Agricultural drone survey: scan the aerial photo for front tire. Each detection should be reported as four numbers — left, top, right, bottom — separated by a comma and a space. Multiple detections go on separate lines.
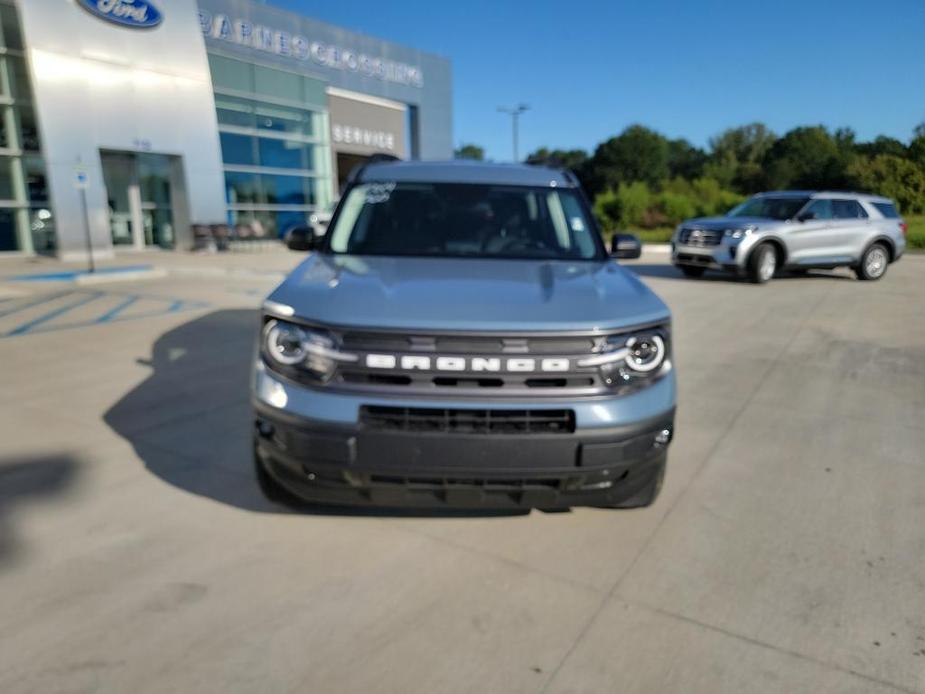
747, 243, 777, 284
254, 438, 303, 508
677, 265, 705, 278
855, 243, 889, 281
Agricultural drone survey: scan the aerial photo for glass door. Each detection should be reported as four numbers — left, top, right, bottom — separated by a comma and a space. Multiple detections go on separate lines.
138, 153, 174, 249
101, 151, 177, 249
100, 152, 138, 247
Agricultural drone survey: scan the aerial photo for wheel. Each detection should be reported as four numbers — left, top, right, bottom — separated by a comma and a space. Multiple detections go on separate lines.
855, 243, 889, 281
606, 456, 666, 509
677, 265, 705, 278
747, 243, 777, 284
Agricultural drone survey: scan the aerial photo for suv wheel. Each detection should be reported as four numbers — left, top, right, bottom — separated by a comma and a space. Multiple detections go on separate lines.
747, 243, 777, 284
855, 243, 889, 281
254, 438, 302, 508
677, 265, 705, 278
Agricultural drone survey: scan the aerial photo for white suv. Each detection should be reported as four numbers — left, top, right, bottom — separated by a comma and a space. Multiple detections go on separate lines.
671, 191, 907, 283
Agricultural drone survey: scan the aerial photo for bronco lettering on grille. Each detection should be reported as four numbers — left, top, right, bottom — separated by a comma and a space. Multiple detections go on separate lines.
365, 354, 572, 373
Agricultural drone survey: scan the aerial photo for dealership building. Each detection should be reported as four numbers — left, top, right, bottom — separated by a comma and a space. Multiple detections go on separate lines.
2, 0, 452, 259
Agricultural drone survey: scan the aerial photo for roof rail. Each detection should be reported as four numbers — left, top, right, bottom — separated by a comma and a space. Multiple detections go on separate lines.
346, 153, 401, 185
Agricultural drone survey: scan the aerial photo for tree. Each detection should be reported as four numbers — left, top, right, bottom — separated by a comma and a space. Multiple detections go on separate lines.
454, 143, 484, 161
667, 139, 707, 180
909, 122, 925, 169
856, 135, 907, 159
525, 147, 588, 172
762, 126, 855, 190
586, 125, 669, 194
849, 154, 925, 214
705, 123, 776, 193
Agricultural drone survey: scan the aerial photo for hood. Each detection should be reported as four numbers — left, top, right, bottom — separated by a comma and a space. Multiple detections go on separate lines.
683, 216, 786, 230
266, 255, 670, 332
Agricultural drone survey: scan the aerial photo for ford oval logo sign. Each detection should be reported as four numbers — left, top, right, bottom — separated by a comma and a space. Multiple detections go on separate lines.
78, 0, 163, 29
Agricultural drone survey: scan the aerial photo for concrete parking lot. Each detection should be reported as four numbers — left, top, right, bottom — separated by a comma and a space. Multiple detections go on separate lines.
1, 249, 924, 694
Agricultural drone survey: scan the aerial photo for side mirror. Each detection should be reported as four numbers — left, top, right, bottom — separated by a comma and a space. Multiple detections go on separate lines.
610, 232, 642, 259
797, 211, 817, 222
285, 225, 318, 252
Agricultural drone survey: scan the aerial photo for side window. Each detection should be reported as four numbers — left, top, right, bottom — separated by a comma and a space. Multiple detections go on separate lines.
872, 202, 899, 219
832, 199, 868, 219
804, 199, 833, 220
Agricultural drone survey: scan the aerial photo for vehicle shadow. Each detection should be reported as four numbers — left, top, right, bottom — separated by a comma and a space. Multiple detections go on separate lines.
103, 309, 526, 519
626, 264, 855, 282
0, 455, 79, 571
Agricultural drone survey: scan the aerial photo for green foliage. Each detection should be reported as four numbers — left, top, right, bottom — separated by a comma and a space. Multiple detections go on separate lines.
762, 126, 856, 190
525, 147, 588, 172
587, 125, 670, 193
905, 215, 925, 250
531, 121, 925, 235
848, 155, 925, 214
454, 143, 484, 161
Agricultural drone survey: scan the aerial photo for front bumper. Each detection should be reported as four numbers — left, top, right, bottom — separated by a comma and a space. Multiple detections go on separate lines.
252, 362, 676, 509
671, 236, 758, 273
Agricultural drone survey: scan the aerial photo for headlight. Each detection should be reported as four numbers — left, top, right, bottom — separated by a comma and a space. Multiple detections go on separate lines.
578, 327, 670, 391
724, 227, 755, 240
262, 319, 357, 382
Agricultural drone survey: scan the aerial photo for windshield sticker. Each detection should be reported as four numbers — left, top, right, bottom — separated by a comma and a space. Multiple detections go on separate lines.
365, 182, 396, 204
570, 217, 586, 232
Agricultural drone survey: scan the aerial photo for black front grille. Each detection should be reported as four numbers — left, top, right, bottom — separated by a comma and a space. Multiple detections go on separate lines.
360, 406, 576, 435
341, 332, 596, 355
678, 227, 724, 246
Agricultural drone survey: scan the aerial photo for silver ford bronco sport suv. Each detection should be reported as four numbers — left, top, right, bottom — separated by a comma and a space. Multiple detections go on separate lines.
671, 191, 907, 283
253, 160, 675, 510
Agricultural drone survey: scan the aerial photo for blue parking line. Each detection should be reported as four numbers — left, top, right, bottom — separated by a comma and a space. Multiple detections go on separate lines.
6, 292, 103, 336
0, 291, 71, 319
95, 295, 139, 323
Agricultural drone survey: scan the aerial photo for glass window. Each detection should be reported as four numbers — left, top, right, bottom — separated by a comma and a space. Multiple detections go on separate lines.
208, 54, 253, 93
225, 172, 261, 204
803, 199, 834, 220
23, 156, 47, 203
302, 77, 327, 107
216, 95, 255, 129
262, 174, 307, 205
30, 207, 55, 253
17, 106, 40, 151
138, 154, 172, 205
729, 196, 810, 220
220, 132, 256, 166
872, 202, 899, 219
6, 55, 30, 100
257, 137, 306, 169
832, 199, 868, 219
0, 4, 23, 50
0, 208, 16, 250
275, 209, 308, 238
0, 106, 9, 149
329, 182, 604, 260
255, 104, 312, 138
253, 65, 302, 101
0, 156, 15, 199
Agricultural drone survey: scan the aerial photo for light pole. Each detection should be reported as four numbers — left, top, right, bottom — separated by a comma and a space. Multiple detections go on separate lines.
497, 104, 529, 162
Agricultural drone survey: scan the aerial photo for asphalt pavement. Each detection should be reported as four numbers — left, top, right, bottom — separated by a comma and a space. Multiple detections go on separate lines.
1, 248, 923, 694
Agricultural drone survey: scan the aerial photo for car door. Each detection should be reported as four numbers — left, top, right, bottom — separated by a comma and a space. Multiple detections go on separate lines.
831, 199, 871, 260
786, 198, 836, 264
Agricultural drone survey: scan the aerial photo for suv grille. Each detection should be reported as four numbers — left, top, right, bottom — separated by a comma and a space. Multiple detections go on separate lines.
678, 227, 724, 246
360, 406, 576, 434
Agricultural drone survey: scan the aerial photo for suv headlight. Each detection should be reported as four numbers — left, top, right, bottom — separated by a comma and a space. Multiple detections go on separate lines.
262, 318, 357, 382
578, 327, 671, 391
724, 226, 755, 240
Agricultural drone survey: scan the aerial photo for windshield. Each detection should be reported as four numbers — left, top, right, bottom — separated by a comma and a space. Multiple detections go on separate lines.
327, 182, 604, 260
728, 196, 810, 220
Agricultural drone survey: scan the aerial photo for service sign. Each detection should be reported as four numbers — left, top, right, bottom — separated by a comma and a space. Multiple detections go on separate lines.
77, 0, 163, 29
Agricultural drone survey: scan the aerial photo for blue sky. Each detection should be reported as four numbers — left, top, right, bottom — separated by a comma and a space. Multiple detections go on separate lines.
269, 0, 925, 161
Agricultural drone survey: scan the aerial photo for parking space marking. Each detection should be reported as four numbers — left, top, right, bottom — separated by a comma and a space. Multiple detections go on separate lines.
0, 290, 210, 338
